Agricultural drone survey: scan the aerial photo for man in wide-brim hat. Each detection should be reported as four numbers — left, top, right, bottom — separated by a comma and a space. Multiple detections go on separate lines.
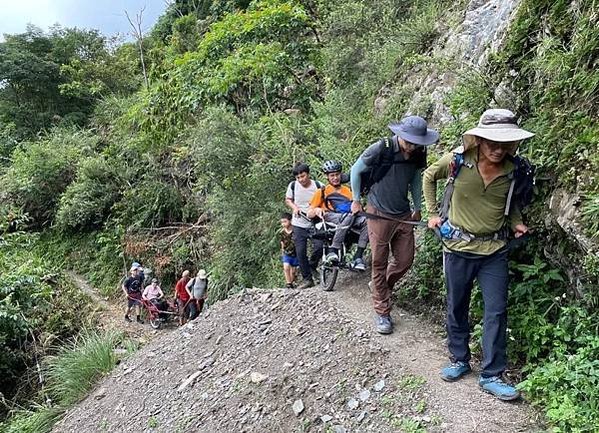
350, 115, 439, 335
423, 108, 534, 401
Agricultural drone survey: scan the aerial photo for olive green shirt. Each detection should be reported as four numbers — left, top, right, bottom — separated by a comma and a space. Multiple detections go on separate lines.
423, 147, 523, 255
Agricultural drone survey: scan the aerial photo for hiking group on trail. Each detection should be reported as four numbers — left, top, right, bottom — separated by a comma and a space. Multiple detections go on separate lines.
120, 108, 534, 402
122, 263, 209, 327
282, 109, 535, 401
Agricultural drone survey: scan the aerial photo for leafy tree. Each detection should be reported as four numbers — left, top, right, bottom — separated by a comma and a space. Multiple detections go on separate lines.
55, 156, 124, 230
0, 26, 140, 146
1, 129, 96, 226
137, 0, 321, 146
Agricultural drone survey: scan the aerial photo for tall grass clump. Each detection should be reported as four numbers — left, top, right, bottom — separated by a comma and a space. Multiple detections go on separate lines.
0, 407, 63, 433
44, 330, 121, 406
0, 330, 125, 432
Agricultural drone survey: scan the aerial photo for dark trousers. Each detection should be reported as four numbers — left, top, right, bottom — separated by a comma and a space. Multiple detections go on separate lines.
444, 249, 509, 377
292, 225, 324, 281
177, 299, 197, 320
150, 298, 168, 319
190, 299, 205, 319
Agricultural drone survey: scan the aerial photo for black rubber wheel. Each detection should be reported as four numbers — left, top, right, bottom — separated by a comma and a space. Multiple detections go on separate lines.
149, 316, 161, 330
320, 264, 338, 291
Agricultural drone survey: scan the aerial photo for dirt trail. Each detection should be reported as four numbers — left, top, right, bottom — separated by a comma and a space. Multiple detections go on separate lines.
57, 271, 544, 432
328, 272, 543, 432
66, 271, 156, 341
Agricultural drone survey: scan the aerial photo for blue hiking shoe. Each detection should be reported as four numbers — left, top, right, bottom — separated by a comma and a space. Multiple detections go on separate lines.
375, 314, 393, 334
440, 361, 471, 382
479, 376, 520, 401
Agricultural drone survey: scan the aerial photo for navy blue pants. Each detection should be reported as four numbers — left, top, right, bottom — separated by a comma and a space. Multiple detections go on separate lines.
292, 226, 323, 281
444, 249, 509, 377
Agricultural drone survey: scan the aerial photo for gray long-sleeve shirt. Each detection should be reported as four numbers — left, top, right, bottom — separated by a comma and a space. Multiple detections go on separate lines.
351, 136, 423, 215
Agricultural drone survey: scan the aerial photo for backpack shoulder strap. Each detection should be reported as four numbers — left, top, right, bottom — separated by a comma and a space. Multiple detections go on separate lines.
504, 155, 535, 216
380, 137, 394, 163
290, 181, 296, 201
320, 184, 327, 210
447, 146, 466, 183
440, 146, 469, 219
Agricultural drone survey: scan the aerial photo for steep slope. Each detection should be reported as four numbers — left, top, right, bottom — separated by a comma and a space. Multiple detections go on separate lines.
53, 274, 541, 433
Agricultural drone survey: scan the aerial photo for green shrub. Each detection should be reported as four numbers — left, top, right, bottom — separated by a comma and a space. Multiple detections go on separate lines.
519, 332, 599, 432
0, 330, 127, 433
56, 156, 123, 230
114, 176, 186, 229
1, 129, 96, 226
186, 108, 296, 297
0, 407, 63, 433
0, 230, 94, 409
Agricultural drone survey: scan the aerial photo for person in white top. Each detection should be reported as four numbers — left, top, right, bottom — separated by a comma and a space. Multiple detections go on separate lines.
142, 278, 164, 301
186, 269, 208, 319
285, 163, 324, 289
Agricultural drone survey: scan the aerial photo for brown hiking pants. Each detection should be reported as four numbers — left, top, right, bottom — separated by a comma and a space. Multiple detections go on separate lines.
367, 206, 415, 316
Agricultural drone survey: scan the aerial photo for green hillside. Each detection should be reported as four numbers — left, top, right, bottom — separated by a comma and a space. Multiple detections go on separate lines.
0, 0, 597, 431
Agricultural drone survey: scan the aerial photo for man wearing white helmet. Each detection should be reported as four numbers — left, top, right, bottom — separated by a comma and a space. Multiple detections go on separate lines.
424, 109, 534, 401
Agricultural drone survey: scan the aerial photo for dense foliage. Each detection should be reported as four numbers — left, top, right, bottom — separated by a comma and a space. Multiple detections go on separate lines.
0, 0, 597, 430
0, 231, 93, 416
0, 331, 125, 433
0, 26, 140, 152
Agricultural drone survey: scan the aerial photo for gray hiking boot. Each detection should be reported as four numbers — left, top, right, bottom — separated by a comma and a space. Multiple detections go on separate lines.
297, 279, 314, 290
375, 314, 393, 334
324, 251, 339, 264
351, 257, 366, 271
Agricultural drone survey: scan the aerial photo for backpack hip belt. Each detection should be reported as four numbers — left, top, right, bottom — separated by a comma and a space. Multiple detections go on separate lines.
440, 220, 509, 242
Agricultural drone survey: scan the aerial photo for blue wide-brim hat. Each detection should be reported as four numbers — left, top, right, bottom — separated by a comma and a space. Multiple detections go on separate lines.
388, 115, 439, 146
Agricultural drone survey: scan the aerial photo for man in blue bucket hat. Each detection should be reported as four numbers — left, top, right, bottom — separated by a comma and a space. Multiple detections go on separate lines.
351, 115, 439, 334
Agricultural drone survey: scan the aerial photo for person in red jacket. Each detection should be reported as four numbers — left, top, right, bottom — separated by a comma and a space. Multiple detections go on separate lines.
174, 270, 192, 326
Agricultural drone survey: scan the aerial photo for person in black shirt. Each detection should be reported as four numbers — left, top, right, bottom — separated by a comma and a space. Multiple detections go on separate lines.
122, 267, 144, 323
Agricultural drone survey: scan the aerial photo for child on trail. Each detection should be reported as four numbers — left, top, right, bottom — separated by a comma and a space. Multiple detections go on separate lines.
280, 212, 299, 288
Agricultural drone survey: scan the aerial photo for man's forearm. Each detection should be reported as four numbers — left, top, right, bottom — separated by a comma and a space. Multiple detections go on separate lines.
410, 170, 423, 211
285, 198, 297, 211
350, 158, 368, 202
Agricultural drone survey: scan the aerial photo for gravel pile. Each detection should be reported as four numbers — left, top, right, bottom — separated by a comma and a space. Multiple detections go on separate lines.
53, 287, 440, 433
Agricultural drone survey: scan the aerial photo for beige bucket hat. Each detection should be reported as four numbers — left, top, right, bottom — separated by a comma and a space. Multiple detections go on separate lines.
198, 269, 207, 279
463, 109, 535, 151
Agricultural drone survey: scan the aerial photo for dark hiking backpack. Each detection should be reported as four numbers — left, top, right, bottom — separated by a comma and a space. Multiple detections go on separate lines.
360, 137, 427, 194
508, 154, 536, 213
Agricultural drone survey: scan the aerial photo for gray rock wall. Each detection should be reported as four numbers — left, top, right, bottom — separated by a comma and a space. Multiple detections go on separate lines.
404, 0, 523, 125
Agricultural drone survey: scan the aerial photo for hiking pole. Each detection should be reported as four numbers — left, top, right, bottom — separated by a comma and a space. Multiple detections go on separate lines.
358, 210, 428, 227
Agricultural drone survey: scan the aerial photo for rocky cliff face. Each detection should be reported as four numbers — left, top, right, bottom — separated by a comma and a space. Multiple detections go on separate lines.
387, 0, 599, 276
404, 0, 523, 125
